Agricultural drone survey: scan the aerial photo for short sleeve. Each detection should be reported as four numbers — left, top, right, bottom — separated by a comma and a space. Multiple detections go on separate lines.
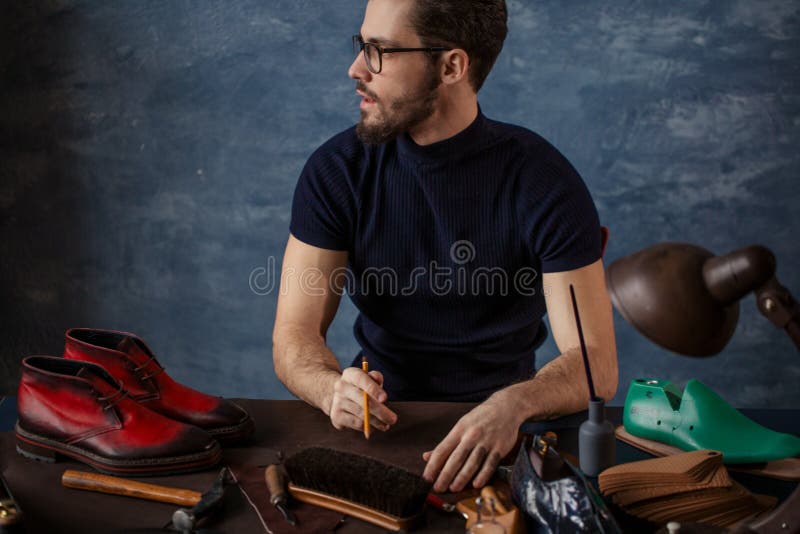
289, 145, 354, 251
517, 142, 602, 273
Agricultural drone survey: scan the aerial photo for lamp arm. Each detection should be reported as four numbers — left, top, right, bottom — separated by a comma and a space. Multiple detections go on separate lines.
755, 276, 800, 351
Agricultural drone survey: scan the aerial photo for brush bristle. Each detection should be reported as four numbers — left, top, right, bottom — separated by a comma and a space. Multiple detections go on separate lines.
284, 447, 432, 519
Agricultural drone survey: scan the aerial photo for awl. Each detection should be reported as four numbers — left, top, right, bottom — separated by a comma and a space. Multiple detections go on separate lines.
265, 464, 298, 526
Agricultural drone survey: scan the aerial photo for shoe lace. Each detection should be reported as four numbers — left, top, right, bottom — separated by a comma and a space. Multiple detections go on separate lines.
98, 387, 129, 410
133, 356, 165, 380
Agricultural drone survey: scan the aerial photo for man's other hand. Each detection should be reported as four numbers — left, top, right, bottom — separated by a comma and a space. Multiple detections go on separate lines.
329, 367, 398, 433
422, 394, 521, 492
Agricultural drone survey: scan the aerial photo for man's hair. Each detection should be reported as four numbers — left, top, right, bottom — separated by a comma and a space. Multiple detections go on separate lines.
408, 0, 508, 92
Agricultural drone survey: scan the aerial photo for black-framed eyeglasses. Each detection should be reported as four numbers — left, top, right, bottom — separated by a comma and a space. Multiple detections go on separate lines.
352, 34, 452, 74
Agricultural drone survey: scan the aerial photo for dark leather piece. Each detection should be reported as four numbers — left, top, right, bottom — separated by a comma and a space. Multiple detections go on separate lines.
64, 328, 254, 442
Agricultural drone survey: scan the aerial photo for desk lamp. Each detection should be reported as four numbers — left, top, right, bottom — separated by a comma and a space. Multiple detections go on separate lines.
606, 242, 799, 532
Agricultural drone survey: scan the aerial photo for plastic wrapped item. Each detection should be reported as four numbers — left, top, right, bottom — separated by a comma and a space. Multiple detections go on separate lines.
509, 434, 620, 534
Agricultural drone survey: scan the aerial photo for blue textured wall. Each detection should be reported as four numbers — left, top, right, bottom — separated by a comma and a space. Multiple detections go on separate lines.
1, 1, 798, 407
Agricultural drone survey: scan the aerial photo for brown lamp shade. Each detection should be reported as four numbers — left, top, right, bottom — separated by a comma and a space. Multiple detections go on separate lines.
606, 242, 740, 356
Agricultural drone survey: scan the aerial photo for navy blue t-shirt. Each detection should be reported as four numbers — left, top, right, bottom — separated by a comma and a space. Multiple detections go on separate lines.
289, 108, 601, 401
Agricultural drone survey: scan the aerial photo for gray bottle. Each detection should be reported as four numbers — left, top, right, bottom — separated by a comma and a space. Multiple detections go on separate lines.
579, 397, 616, 476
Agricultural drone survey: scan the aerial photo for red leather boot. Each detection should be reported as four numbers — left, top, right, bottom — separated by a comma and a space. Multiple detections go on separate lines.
16, 356, 222, 476
64, 328, 254, 443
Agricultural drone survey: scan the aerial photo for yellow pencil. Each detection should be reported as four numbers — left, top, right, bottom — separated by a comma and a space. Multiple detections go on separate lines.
361, 356, 370, 439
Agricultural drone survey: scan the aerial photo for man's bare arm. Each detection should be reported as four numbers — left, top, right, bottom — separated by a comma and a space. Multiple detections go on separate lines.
422, 258, 618, 491
494, 257, 619, 420
272, 234, 397, 431
272, 234, 347, 414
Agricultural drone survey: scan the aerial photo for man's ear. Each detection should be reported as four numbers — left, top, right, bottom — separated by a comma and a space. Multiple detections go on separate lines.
439, 49, 470, 86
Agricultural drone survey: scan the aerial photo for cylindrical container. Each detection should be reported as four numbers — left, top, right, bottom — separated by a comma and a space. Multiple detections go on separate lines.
579, 398, 616, 476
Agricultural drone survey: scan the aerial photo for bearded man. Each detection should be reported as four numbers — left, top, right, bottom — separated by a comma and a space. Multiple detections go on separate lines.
273, 0, 618, 493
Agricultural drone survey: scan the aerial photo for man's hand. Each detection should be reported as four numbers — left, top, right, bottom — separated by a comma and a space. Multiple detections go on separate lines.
329, 367, 398, 434
422, 393, 522, 492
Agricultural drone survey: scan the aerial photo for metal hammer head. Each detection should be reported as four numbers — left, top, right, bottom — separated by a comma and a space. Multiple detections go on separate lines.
171, 467, 232, 533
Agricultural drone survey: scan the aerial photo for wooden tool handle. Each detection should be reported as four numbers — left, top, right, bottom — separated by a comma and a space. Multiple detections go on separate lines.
480, 486, 509, 514
265, 464, 287, 505
61, 470, 202, 507
288, 483, 421, 532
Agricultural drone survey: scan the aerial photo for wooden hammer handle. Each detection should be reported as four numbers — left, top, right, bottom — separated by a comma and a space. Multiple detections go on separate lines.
61, 470, 202, 507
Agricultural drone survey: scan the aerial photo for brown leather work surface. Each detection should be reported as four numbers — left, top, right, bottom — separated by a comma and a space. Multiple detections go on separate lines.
0, 399, 490, 533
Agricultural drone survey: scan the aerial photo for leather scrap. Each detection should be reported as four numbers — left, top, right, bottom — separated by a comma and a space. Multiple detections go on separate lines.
615, 425, 800, 481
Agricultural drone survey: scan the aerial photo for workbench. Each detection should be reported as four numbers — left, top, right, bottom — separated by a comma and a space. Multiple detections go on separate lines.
0, 397, 796, 533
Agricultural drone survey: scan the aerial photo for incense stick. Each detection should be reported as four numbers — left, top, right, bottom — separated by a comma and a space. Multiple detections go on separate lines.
570, 284, 598, 401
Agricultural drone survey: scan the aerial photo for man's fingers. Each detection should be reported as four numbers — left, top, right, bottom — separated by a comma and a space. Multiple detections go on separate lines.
449, 445, 488, 492
422, 451, 431, 462
472, 450, 503, 489
346, 388, 397, 425
337, 396, 395, 428
432, 443, 472, 493
371, 414, 391, 431
331, 406, 391, 433
329, 404, 363, 432
329, 368, 397, 434
423, 433, 460, 485
343, 412, 363, 431
368, 396, 397, 425
340, 381, 397, 425
342, 367, 387, 403
331, 398, 373, 432
368, 370, 384, 386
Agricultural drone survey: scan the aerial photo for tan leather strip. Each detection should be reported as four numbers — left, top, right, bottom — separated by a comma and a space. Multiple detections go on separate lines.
615, 425, 800, 481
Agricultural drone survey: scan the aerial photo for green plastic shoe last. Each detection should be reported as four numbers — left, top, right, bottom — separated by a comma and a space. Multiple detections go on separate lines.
623, 378, 800, 463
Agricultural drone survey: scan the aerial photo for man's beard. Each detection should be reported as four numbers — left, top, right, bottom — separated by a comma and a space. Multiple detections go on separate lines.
356, 66, 441, 145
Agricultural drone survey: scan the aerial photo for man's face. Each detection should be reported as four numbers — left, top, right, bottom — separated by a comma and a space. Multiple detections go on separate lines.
349, 0, 442, 144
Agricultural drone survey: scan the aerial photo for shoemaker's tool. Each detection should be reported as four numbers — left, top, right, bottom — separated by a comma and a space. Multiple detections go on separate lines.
426, 493, 468, 519
571, 284, 615, 476
171, 468, 230, 534
265, 464, 297, 526
528, 432, 565, 482
362, 355, 370, 439
454, 487, 522, 534
62, 467, 231, 533
623, 378, 800, 464
453, 486, 510, 519
1, 472, 24, 534
480, 486, 508, 514
284, 447, 431, 531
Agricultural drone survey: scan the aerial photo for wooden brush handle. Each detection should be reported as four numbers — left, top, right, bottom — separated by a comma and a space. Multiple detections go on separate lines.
61, 470, 202, 507
288, 483, 420, 532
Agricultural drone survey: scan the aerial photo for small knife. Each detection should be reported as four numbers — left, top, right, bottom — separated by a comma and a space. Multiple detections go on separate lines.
265, 464, 298, 526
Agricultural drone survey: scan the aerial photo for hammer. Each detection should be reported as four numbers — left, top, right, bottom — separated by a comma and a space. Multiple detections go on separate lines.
62, 467, 231, 533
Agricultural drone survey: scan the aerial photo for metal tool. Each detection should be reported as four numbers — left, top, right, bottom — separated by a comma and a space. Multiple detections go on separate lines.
426, 493, 468, 519
1, 472, 24, 534
171, 468, 231, 533
62, 467, 231, 533
265, 464, 297, 526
